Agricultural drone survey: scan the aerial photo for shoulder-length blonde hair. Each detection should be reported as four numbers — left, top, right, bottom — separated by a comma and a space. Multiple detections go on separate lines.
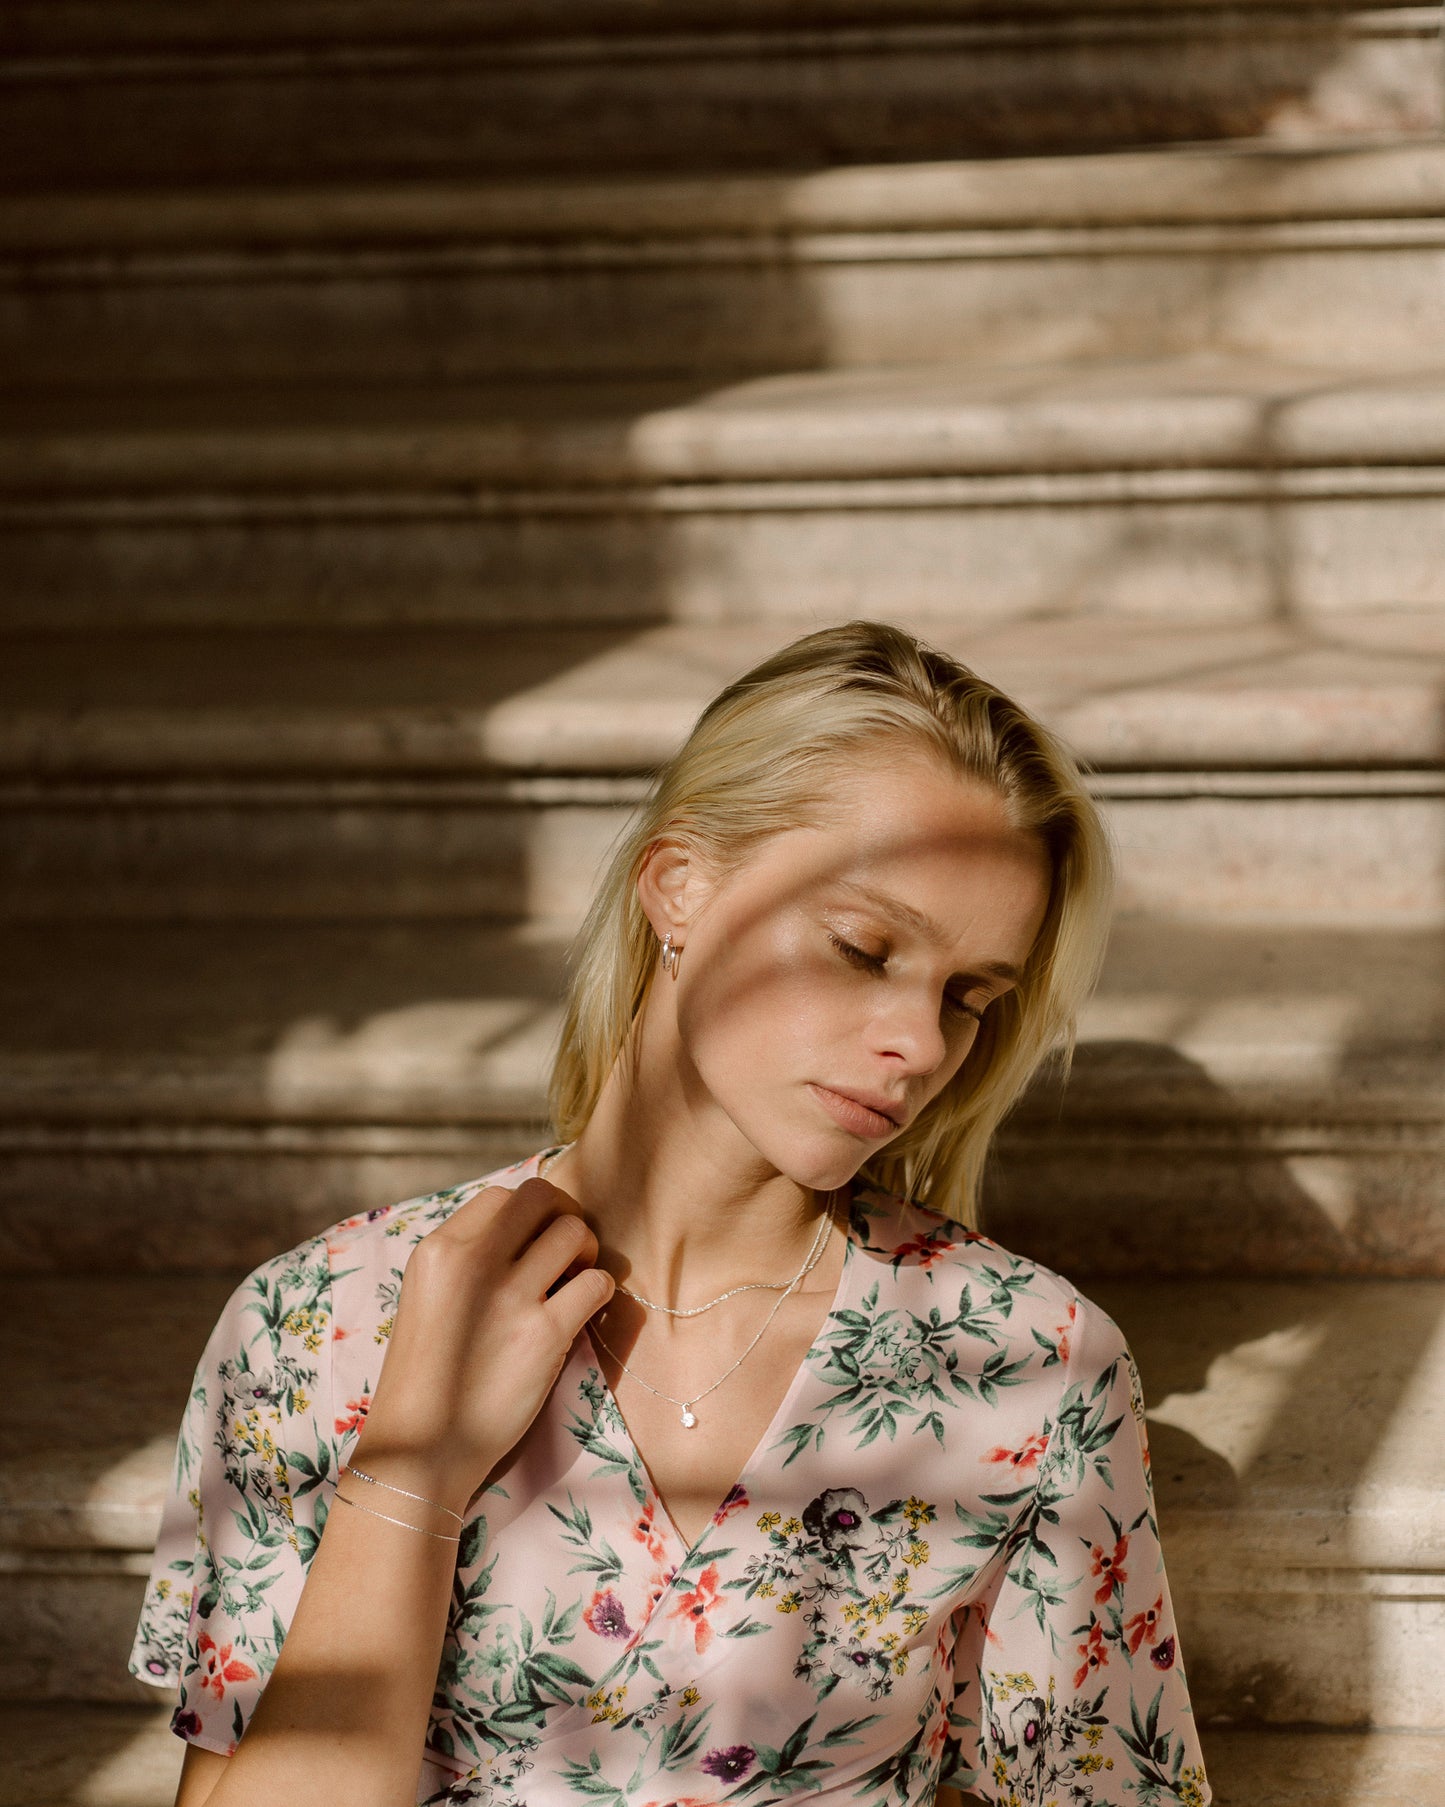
547, 619, 1114, 1225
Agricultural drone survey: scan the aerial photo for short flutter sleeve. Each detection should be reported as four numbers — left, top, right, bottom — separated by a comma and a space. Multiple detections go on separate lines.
126, 1231, 337, 1756
938, 1292, 1211, 1806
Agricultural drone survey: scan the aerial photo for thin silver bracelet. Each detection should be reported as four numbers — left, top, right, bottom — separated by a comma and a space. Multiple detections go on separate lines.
342, 1462, 465, 1525
332, 1489, 460, 1543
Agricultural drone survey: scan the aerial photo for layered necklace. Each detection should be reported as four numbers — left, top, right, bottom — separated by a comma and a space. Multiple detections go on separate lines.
537, 1141, 840, 1429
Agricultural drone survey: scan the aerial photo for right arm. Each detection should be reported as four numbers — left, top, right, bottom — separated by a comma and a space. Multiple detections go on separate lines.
171, 1176, 615, 1807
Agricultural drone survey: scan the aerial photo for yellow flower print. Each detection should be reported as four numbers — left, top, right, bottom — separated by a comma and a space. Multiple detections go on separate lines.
1181, 1768, 1207, 1806
587, 1685, 627, 1723
782, 1517, 803, 1536
1084, 1727, 1103, 1746
777, 1593, 802, 1614
281, 1307, 329, 1353
842, 1602, 864, 1625
891, 1652, 909, 1675
680, 1686, 700, 1708
903, 1607, 928, 1634
757, 1511, 782, 1531
375, 1315, 394, 1344
756, 1581, 776, 1597
293, 1388, 310, 1414
902, 1496, 936, 1529
992, 1756, 1008, 1787
904, 1539, 929, 1566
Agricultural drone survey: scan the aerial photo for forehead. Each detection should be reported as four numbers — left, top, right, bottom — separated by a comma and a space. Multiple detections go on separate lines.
732, 751, 1050, 950
806, 745, 1029, 859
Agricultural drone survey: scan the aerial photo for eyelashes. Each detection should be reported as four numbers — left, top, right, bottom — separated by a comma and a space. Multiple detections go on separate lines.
826, 932, 986, 1024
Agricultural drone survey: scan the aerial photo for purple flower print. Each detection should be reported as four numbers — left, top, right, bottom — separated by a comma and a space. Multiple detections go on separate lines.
1151, 1635, 1177, 1670
802, 1487, 870, 1552
583, 1589, 633, 1641
172, 1708, 203, 1739
701, 1744, 756, 1782
1009, 1695, 1047, 1755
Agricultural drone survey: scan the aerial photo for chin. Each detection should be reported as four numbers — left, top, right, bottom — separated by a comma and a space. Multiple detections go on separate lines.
762, 1123, 885, 1195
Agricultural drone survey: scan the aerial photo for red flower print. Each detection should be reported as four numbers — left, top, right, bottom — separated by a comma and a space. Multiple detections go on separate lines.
1125, 1594, 1165, 1655
984, 1432, 1049, 1472
671, 1561, 725, 1654
712, 1483, 749, 1525
1090, 1533, 1129, 1604
334, 1394, 371, 1436
196, 1631, 258, 1702
890, 1228, 958, 1269
1073, 1618, 1109, 1691
632, 1501, 669, 1564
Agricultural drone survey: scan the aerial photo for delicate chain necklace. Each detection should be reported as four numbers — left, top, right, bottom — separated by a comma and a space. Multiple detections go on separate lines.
536, 1143, 840, 1429
589, 1199, 836, 1430
537, 1140, 833, 1318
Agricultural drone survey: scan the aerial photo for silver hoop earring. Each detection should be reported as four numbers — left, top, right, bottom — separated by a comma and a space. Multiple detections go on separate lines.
659, 931, 682, 978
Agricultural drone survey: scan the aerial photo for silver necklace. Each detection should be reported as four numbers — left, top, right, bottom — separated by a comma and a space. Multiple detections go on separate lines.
588, 1199, 837, 1430
537, 1141, 835, 1318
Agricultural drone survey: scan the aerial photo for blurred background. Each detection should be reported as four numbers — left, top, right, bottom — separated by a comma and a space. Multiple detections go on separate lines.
1, 3, 1444, 1802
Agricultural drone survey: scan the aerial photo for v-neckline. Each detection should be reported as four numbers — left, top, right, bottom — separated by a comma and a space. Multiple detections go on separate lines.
552, 1160, 859, 1566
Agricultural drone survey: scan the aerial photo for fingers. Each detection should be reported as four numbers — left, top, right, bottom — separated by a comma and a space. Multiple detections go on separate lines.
541, 1264, 615, 1342
448, 1176, 576, 1256
517, 1210, 599, 1298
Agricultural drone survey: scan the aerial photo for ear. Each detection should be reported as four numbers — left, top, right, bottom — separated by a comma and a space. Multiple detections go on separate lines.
636, 835, 708, 946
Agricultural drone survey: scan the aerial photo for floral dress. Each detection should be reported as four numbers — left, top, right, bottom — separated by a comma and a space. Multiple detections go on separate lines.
128, 1146, 1211, 1807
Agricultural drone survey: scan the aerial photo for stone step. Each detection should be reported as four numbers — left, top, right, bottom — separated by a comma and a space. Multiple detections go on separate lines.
3, 615, 1443, 926
3, 1270, 1442, 1732
0, 915, 1440, 1279
2, 2, 1438, 193
8, 613, 1445, 774
5, 143, 1445, 387
1, 1710, 1443, 1807
7, 355, 1445, 629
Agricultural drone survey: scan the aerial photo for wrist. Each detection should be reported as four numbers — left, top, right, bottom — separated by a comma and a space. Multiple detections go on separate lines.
341, 1433, 486, 1523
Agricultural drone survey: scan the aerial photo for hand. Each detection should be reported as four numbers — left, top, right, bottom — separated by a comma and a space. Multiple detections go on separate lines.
346, 1178, 614, 1515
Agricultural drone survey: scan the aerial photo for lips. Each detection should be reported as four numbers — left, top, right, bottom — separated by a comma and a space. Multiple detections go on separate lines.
809, 1083, 906, 1137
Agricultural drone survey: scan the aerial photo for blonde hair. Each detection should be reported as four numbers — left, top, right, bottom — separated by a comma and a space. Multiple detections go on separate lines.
547, 620, 1115, 1225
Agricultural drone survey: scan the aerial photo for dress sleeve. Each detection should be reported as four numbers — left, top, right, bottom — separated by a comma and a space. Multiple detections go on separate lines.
938, 1291, 1211, 1807
125, 1232, 337, 1756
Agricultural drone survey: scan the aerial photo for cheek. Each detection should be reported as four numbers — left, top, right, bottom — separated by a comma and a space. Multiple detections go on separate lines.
676, 918, 846, 1074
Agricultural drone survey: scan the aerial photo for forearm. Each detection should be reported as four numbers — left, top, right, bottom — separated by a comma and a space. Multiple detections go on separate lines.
202, 1439, 473, 1807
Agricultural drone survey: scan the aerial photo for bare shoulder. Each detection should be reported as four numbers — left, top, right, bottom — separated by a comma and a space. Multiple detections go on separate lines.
173, 1741, 229, 1807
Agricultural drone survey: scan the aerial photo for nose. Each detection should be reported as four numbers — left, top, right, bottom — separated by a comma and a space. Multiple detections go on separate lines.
868, 983, 951, 1078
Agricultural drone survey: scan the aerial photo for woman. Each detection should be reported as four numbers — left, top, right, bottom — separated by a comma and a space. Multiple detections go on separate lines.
129, 620, 1211, 1807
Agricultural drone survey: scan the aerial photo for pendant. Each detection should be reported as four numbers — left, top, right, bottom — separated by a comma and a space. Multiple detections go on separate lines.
680, 1405, 698, 1429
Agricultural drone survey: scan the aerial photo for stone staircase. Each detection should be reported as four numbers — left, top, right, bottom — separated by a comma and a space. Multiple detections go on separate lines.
3, 4, 1445, 1802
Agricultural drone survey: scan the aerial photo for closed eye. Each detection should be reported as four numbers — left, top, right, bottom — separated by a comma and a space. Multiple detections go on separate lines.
828, 933, 986, 1024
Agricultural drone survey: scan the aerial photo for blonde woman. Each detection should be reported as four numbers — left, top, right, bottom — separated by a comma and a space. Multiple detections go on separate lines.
130, 621, 1211, 1807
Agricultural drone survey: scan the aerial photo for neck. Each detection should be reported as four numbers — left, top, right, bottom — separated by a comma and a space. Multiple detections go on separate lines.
541, 995, 844, 1308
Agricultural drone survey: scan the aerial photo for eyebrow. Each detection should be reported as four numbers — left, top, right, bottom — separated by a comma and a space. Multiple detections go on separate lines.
829, 880, 1023, 982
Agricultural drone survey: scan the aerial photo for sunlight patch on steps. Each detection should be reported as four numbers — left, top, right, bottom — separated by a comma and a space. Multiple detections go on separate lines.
264, 1000, 563, 1117
1149, 1316, 1330, 1484
1080, 989, 1363, 1088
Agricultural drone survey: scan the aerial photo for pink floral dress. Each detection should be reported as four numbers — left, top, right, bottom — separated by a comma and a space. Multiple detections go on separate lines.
128, 1146, 1211, 1806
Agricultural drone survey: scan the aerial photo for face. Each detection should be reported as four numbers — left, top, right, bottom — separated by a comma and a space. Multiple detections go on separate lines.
649, 746, 1053, 1192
